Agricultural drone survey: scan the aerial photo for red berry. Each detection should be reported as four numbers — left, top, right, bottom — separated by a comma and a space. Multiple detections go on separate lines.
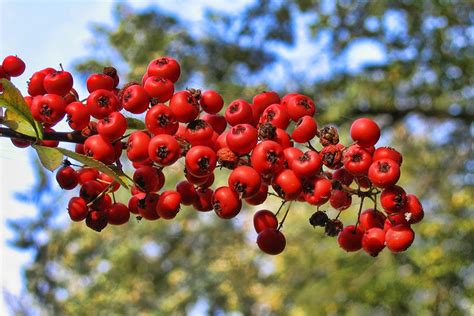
86, 89, 119, 119
350, 118, 380, 148
272, 169, 302, 201
257, 228, 286, 255
253, 210, 278, 233
200, 90, 224, 114
373, 147, 403, 165
380, 185, 408, 214
126, 131, 151, 163
106, 203, 130, 225
144, 76, 174, 103
225, 99, 253, 126
169, 91, 200, 123
44, 70, 74, 96
176, 181, 197, 205
385, 225, 415, 252
368, 158, 400, 188
56, 166, 78, 190
148, 134, 181, 166
86, 210, 108, 232
2, 55, 26, 77
67, 197, 88, 222
359, 208, 386, 231
226, 124, 258, 155
65, 101, 90, 131
83, 135, 115, 164
212, 186, 242, 219
291, 115, 318, 143
343, 144, 373, 175
121, 84, 150, 114
228, 166, 261, 198
337, 225, 364, 252
147, 56, 181, 82
362, 228, 386, 256
156, 190, 181, 219
86, 73, 114, 92
97, 111, 127, 141
145, 104, 179, 135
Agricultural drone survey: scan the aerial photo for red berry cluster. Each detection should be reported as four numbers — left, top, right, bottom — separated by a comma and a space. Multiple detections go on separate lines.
2, 55, 424, 256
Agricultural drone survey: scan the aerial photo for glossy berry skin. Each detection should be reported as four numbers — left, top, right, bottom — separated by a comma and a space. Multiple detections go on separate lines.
380, 185, 408, 214
86, 210, 108, 232
144, 76, 174, 103
272, 169, 302, 201
406, 194, 424, 224
212, 186, 242, 219
362, 228, 386, 256
303, 176, 332, 206
156, 190, 181, 219
329, 189, 352, 211
84, 135, 116, 164
133, 166, 162, 193
286, 94, 316, 121
169, 91, 200, 123
228, 166, 262, 198
291, 116, 318, 143
193, 188, 214, 212
343, 145, 373, 176
226, 124, 258, 155
290, 150, 322, 179
137, 193, 160, 220
148, 134, 181, 166
257, 228, 286, 255
44, 70, 74, 96
67, 197, 88, 222
121, 84, 150, 114
147, 56, 181, 82
245, 184, 268, 205
56, 166, 78, 190
250, 140, 284, 177
27, 71, 48, 96
201, 113, 227, 134
283, 147, 303, 168
225, 99, 253, 126
10, 138, 31, 148
359, 208, 386, 231
65, 101, 90, 131
259, 104, 290, 129
106, 203, 130, 225
86, 73, 114, 92
97, 111, 127, 141
332, 168, 354, 186
385, 225, 415, 252
80, 180, 104, 203
86, 89, 119, 119
185, 146, 217, 177
350, 118, 380, 148
176, 181, 197, 205
252, 91, 280, 116
184, 119, 214, 147
145, 104, 178, 135
368, 158, 400, 188
274, 128, 293, 149
3, 55, 26, 77
337, 225, 364, 252
253, 210, 278, 233
126, 131, 151, 163
77, 167, 99, 185
30, 94, 67, 126
373, 147, 403, 165
200, 90, 224, 114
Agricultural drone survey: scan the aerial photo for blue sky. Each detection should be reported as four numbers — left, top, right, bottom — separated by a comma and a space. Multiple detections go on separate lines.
0, 1, 387, 314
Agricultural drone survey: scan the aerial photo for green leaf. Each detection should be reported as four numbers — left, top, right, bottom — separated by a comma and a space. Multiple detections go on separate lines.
0, 79, 43, 140
125, 117, 146, 130
56, 147, 130, 189
32, 145, 64, 172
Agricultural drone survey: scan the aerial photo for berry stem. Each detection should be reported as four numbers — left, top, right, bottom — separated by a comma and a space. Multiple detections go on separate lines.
353, 196, 365, 233
277, 201, 292, 231
275, 200, 286, 216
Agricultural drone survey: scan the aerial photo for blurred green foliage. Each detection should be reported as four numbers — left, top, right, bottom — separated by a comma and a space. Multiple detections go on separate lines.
8, 1, 474, 315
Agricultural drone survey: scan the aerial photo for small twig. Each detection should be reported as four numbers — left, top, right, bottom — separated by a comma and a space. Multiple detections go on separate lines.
275, 200, 287, 217
277, 202, 292, 231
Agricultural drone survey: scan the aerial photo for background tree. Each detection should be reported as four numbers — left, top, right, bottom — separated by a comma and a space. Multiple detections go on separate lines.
8, 1, 474, 315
